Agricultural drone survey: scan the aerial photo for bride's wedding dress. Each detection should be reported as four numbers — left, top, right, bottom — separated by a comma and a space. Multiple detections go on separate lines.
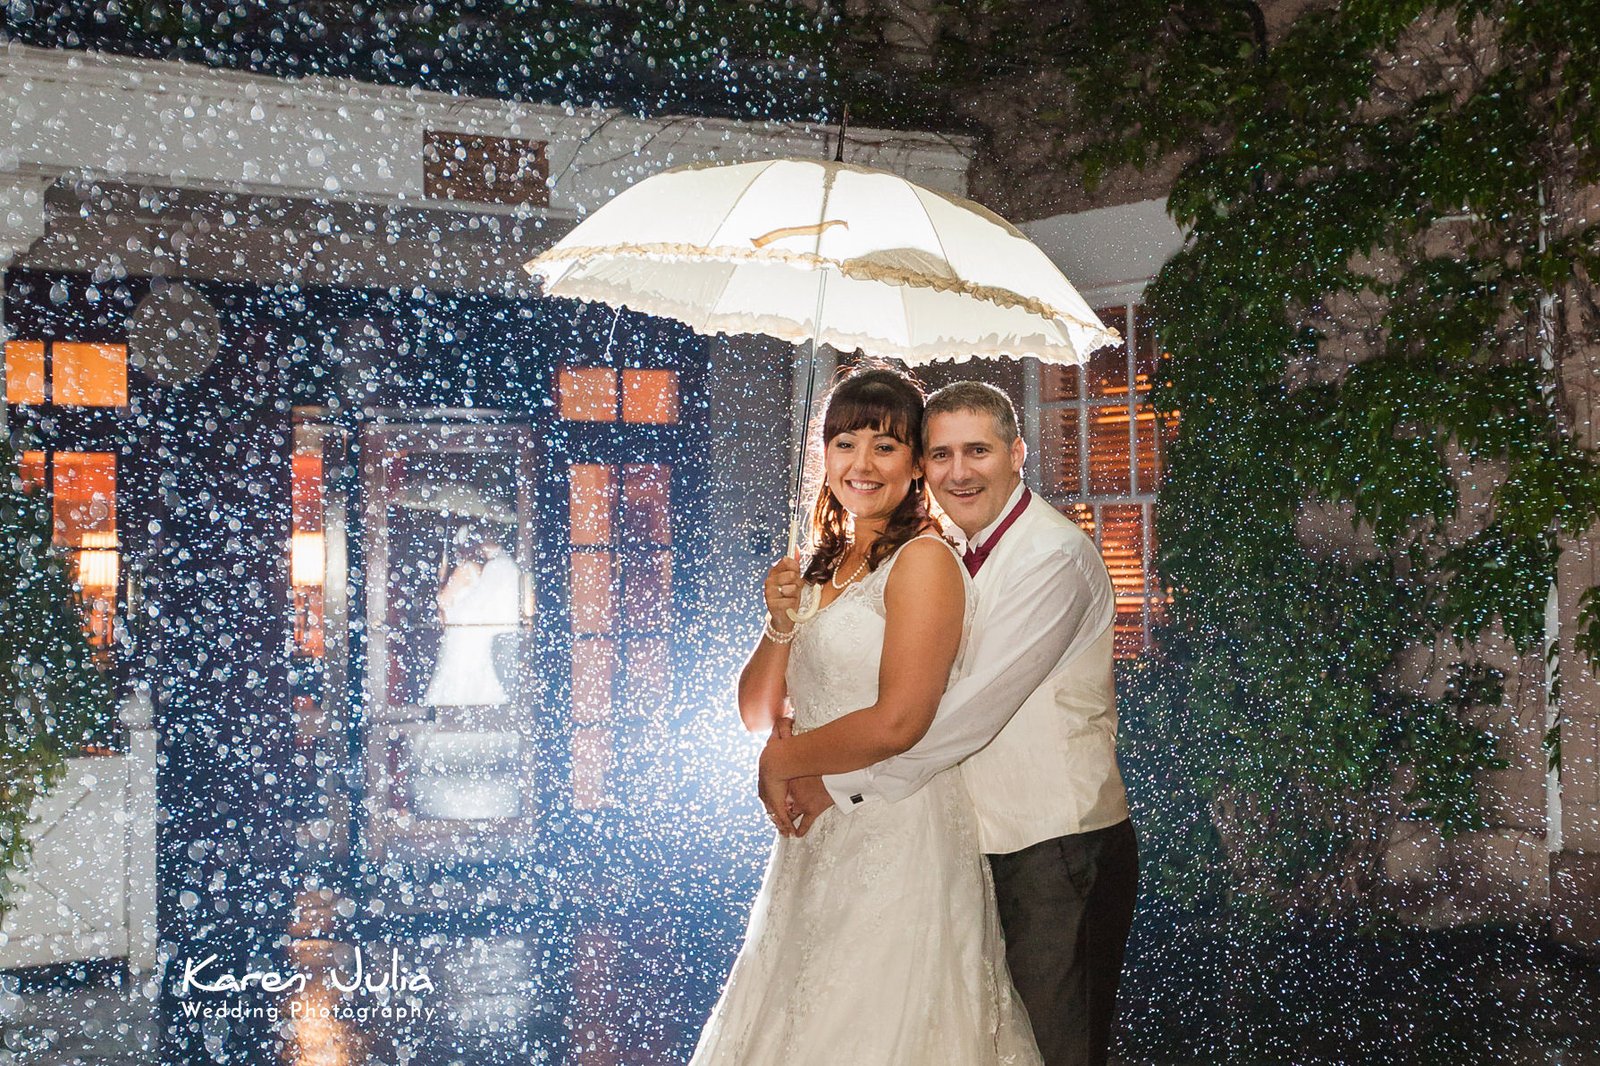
690, 536, 1041, 1065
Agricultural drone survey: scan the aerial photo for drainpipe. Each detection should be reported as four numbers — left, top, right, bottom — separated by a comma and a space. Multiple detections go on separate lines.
1537, 183, 1563, 856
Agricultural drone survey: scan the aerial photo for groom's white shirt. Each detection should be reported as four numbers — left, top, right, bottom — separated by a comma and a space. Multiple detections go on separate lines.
822, 482, 1129, 854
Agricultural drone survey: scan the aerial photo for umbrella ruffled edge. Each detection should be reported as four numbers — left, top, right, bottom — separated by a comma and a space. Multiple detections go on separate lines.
534, 281, 1106, 366
524, 242, 1122, 348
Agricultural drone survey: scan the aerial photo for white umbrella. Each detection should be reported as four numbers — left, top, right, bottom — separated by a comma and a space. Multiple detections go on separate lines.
526, 159, 1116, 364
523, 158, 1118, 616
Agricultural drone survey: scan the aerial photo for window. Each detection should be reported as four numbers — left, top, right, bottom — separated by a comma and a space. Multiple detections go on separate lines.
567, 461, 674, 808
17, 450, 121, 648
423, 130, 549, 208
18, 449, 45, 492
291, 445, 326, 658
5, 341, 44, 404
558, 367, 680, 424
1031, 306, 1173, 657
5, 339, 128, 407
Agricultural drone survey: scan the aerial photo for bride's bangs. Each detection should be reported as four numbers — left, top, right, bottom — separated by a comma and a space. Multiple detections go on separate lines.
822, 385, 919, 452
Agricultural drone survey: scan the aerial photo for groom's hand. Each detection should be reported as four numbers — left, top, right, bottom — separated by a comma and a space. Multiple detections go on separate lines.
786, 775, 835, 837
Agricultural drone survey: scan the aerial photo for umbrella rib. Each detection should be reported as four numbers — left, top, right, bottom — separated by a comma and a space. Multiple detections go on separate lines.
704, 158, 785, 248
911, 186, 959, 279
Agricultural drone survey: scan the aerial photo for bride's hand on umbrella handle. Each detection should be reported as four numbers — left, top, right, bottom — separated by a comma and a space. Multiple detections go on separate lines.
763, 556, 803, 635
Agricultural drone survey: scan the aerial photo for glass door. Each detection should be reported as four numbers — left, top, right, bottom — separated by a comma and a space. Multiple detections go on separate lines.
358, 419, 541, 886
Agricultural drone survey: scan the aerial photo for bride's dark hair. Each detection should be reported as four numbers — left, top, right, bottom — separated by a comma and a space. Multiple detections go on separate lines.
802, 363, 934, 585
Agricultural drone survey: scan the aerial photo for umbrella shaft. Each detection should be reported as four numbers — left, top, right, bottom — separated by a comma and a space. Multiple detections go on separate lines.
788, 265, 831, 553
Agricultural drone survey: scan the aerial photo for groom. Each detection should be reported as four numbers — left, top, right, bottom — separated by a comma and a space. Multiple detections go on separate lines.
787, 381, 1140, 1066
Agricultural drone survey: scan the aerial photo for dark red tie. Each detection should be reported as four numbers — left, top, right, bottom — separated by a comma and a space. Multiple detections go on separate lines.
962, 488, 1031, 576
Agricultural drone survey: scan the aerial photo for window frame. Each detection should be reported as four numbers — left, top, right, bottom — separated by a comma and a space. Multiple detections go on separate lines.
1024, 305, 1170, 657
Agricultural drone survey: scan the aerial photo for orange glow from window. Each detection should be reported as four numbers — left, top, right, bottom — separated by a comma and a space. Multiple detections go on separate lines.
74, 549, 120, 591
1088, 406, 1132, 496
622, 369, 679, 424
569, 464, 616, 546
5, 341, 45, 404
570, 551, 616, 634
52, 452, 116, 548
291, 450, 325, 658
17, 450, 46, 493
558, 367, 618, 421
52, 343, 128, 407
292, 454, 324, 536
571, 637, 616, 724
49, 453, 118, 649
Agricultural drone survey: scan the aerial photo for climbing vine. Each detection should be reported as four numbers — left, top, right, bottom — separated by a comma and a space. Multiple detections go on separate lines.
1043, 0, 1600, 918
0, 442, 114, 914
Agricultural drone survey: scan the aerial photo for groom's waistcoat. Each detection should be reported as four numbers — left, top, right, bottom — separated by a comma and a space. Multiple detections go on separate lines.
960, 496, 1129, 855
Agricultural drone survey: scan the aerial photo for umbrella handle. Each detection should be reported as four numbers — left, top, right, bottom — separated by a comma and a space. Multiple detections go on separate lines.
786, 584, 821, 624
784, 514, 821, 623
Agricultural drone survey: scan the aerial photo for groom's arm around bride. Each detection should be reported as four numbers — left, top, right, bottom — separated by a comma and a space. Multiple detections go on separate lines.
787, 381, 1139, 1066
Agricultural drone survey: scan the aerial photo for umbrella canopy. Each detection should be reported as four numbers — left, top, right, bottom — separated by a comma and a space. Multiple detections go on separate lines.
524, 158, 1119, 364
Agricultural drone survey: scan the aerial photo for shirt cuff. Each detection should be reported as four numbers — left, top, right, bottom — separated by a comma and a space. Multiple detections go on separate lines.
822, 768, 873, 812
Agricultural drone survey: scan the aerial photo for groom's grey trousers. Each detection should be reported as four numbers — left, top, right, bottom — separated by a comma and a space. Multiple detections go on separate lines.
987, 817, 1139, 1066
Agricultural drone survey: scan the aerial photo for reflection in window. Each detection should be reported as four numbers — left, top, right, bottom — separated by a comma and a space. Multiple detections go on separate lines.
1034, 306, 1174, 657
567, 460, 674, 808
3, 340, 128, 407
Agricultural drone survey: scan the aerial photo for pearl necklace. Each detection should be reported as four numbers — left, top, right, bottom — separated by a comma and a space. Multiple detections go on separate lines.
831, 553, 869, 589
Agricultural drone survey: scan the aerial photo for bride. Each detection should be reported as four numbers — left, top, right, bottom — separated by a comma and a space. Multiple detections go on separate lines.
690, 365, 1041, 1064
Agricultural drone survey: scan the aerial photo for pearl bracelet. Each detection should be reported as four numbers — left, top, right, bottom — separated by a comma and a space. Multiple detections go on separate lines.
763, 617, 797, 645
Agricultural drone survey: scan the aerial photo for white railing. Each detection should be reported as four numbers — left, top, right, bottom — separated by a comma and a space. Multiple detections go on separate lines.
0, 695, 156, 973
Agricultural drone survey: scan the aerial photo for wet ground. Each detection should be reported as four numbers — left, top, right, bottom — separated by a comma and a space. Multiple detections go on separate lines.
3, 927, 1597, 1064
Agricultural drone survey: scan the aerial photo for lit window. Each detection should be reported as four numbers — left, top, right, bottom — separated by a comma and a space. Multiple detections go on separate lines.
570, 727, 616, 809
53, 343, 128, 406
17, 449, 46, 492
53, 452, 117, 548
621, 464, 671, 545
1033, 306, 1173, 658
569, 464, 616, 545
623, 551, 672, 630
571, 638, 617, 724
623, 637, 672, 727
622, 369, 679, 424
50, 452, 118, 648
4, 340, 128, 407
5, 341, 45, 404
291, 449, 326, 658
570, 551, 617, 634
566, 460, 675, 809
558, 367, 618, 421
558, 366, 680, 423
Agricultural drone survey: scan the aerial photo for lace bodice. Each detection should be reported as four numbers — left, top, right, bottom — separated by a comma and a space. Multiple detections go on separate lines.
785, 534, 971, 732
